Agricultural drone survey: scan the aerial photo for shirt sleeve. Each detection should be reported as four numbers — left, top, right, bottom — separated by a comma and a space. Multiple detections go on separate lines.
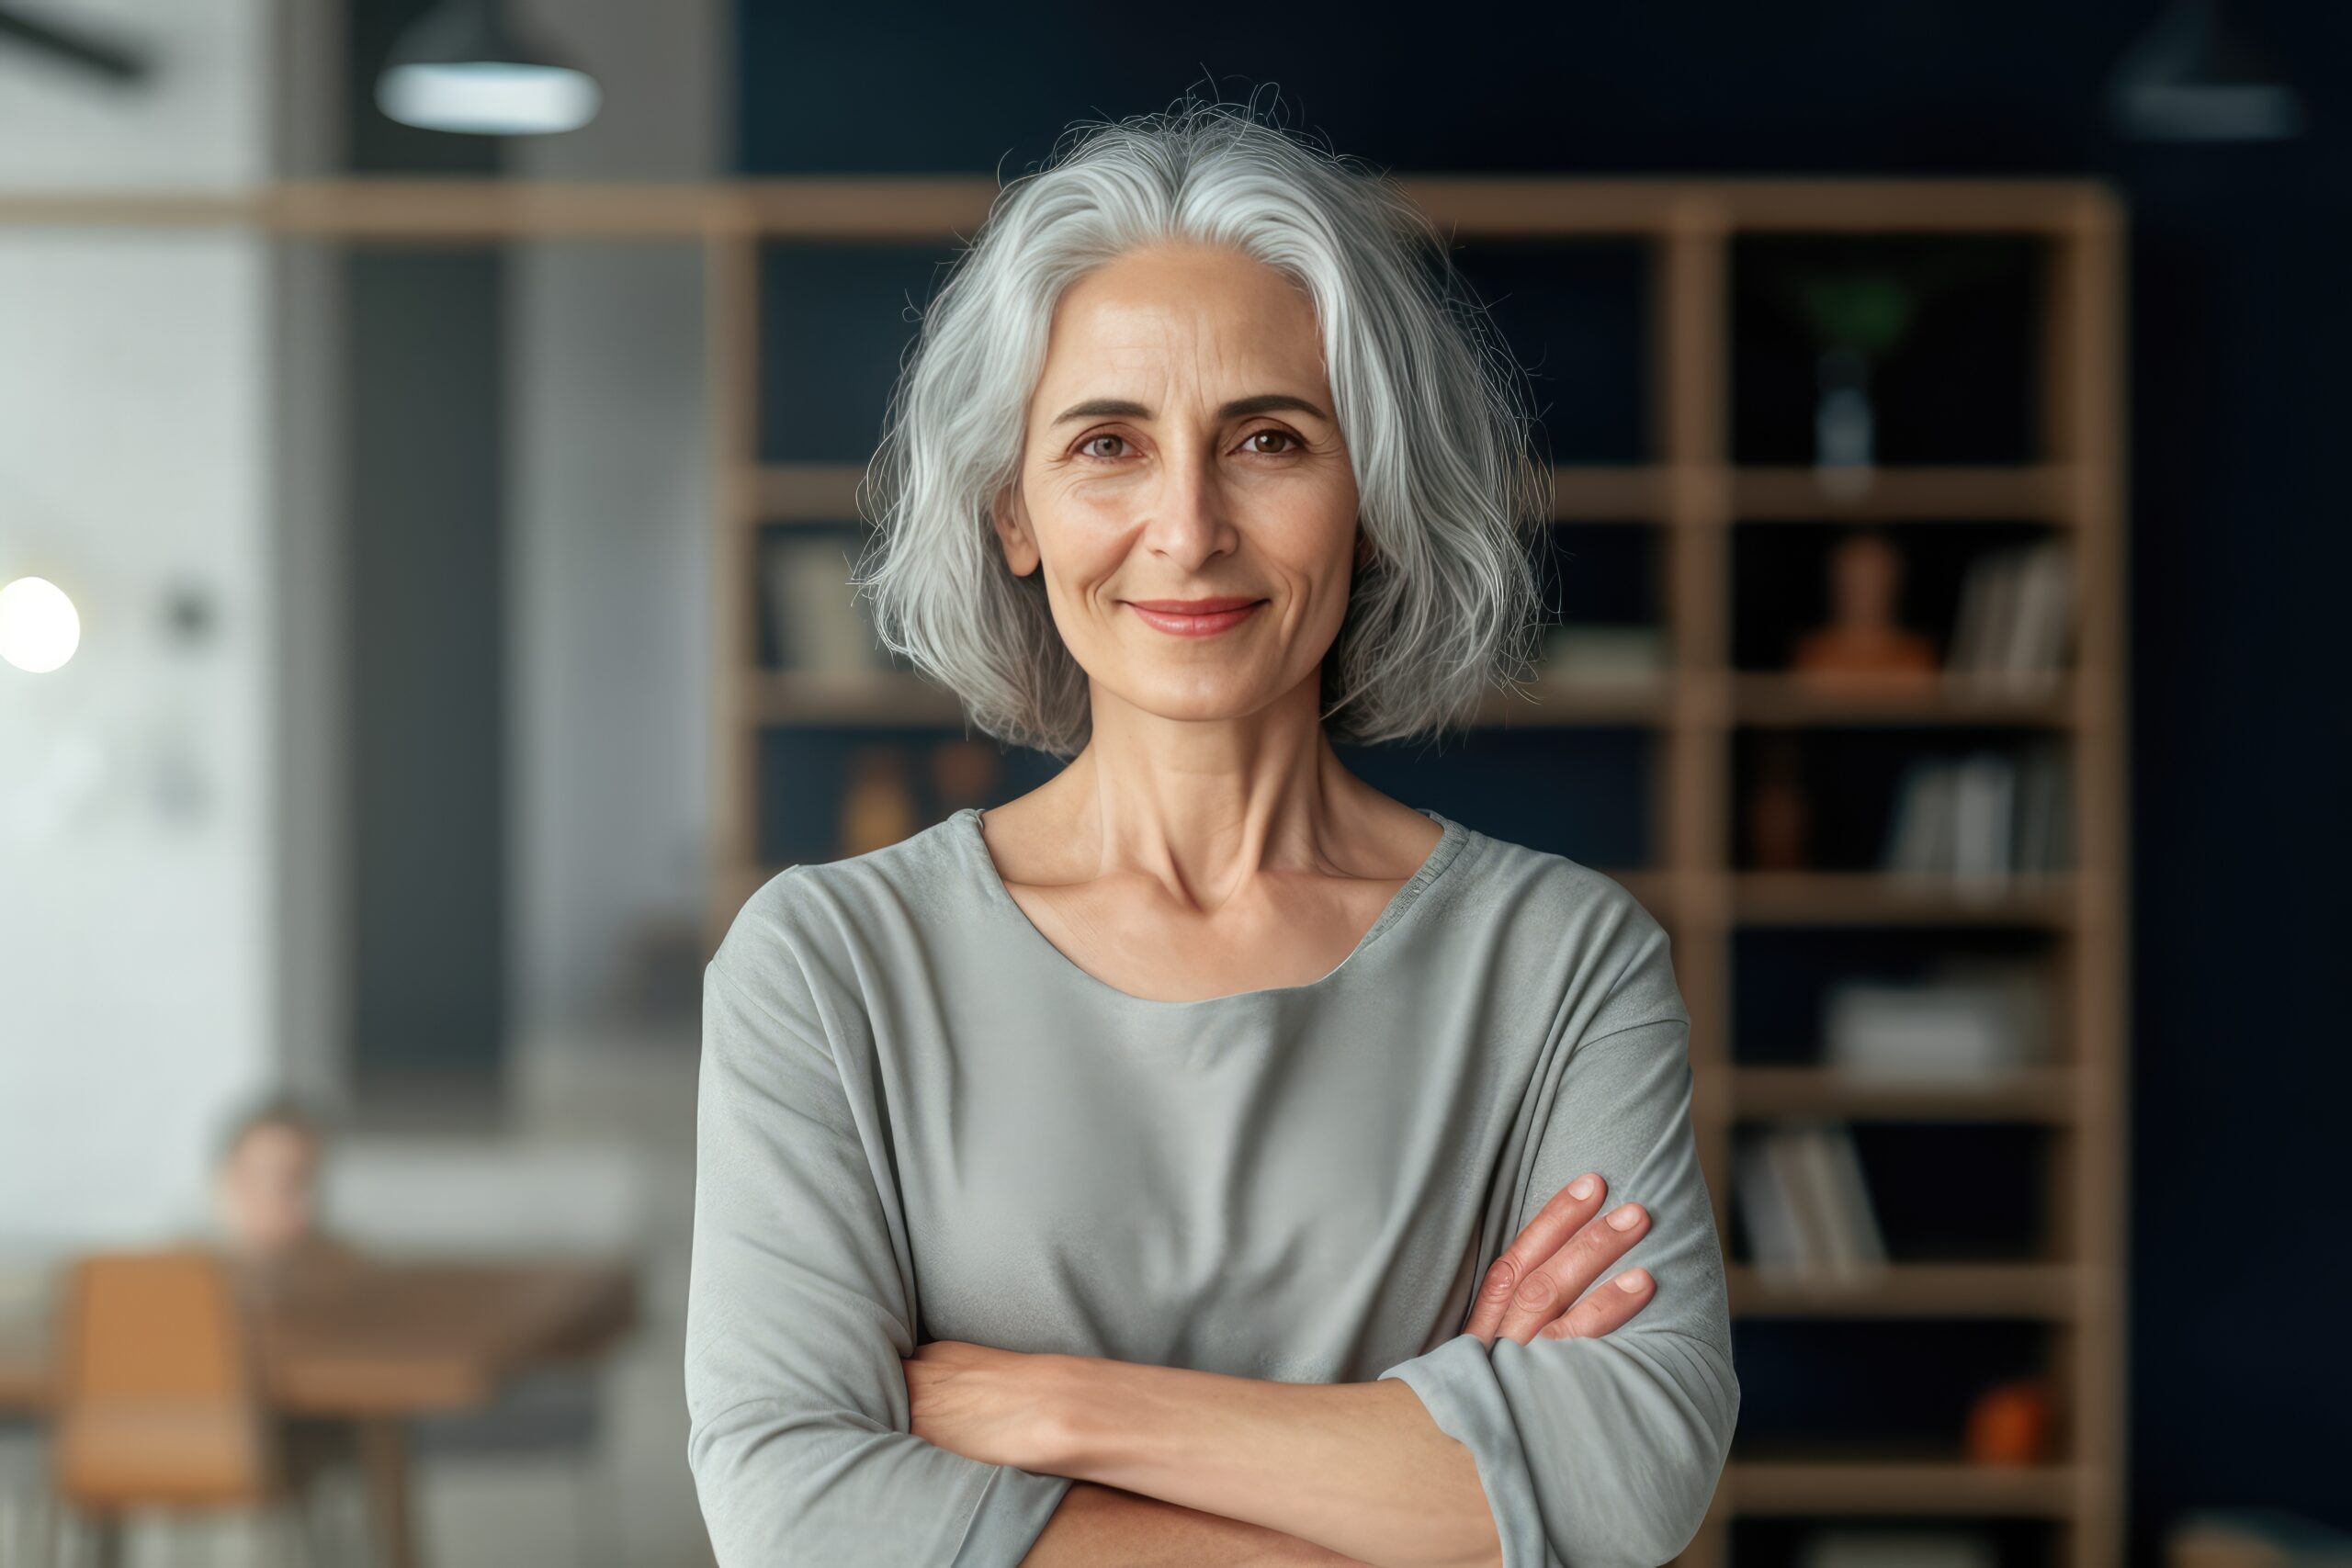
1374, 919, 1740, 1568
684, 908, 1076, 1566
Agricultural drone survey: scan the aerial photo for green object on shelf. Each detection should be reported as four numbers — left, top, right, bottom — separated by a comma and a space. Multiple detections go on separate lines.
1769, 242, 2023, 362
1798, 273, 1917, 359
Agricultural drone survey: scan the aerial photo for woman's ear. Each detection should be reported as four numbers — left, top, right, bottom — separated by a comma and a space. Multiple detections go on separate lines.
989, 487, 1042, 577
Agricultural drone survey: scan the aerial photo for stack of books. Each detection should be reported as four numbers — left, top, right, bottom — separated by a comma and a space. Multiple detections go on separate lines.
1736, 1121, 1886, 1282
1822, 959, 2052, 1081
1880, 738, 2071, 881
1945, 538, 2073, 682
1799, 1529, 2000, 1568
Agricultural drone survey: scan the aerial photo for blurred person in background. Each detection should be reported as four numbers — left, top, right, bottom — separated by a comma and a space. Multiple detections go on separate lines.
208, 1098, 360, 1293
211, 1099, 324, 1264
203, 1097, 367, 1506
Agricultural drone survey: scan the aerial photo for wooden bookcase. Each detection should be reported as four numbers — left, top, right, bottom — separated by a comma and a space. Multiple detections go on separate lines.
707, 176, 2129, 1568
1, 175, 2128, 1568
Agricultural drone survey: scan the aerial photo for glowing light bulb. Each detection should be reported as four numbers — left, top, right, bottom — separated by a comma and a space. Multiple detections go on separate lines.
377, 61, 601, 135
0, 576, 81, 673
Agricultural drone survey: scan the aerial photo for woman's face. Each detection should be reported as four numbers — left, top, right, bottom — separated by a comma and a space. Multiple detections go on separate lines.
995, 242, 1361, 728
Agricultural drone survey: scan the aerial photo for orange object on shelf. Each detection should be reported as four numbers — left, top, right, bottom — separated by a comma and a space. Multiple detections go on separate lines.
1964, 1376, 2053, 1464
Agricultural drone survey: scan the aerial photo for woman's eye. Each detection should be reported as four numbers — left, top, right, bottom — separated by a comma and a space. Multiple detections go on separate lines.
1075, 429, 1300, 460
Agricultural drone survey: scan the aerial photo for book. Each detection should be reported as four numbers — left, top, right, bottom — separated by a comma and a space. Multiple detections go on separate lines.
1736, 1134, 1811, 1279
1945, 540, 2073, 682
1824, 977, 2030, 1080
763, 533, 886, 673
1800, 1528, 1999, 1568
1816, 1123, 1889, 1271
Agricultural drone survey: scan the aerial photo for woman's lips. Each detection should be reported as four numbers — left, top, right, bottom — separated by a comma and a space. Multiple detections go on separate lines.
1124, 599, 1266, 637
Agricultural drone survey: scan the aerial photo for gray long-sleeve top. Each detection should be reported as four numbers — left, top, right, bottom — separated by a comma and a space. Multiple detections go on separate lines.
685, 806, 1739, 1568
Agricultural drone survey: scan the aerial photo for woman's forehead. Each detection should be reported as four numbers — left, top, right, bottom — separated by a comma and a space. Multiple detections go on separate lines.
1036, 277, 1328, 408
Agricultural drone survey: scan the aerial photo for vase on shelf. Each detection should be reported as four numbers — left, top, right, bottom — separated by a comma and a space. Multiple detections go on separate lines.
1747, 733, 1809, 872
1791, 270, 1915, 500
1813, 344, 1876, 497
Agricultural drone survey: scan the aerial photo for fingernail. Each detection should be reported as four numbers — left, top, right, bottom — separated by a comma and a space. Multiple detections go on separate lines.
1569, 1174, 1598, 1200
1608, 1204, 1643, 1230
1616, 1269, 1648, 1292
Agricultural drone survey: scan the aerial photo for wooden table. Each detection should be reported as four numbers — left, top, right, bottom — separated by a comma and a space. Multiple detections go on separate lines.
0, 1258, 638, 1568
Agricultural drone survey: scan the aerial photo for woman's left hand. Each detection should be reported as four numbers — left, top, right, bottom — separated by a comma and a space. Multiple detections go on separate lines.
903, 1338, 1078, 1471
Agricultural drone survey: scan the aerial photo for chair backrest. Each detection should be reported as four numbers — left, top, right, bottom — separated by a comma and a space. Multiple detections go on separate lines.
50, 1249, 277, 1511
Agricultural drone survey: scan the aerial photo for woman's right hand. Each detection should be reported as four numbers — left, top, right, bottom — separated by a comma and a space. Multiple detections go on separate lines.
1463, 1174, 1656, 1346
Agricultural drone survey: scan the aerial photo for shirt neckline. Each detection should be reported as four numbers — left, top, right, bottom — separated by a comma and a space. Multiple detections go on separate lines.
956, 805, 1472, 1010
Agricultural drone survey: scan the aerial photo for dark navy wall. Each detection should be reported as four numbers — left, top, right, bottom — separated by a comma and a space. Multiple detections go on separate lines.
345, 0, 507, 1105
734, 1, 2352, 1557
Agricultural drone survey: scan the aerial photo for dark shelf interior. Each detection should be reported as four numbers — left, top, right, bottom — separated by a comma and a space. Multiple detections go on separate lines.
1729, 1317, 2055, 1448
1730, 521, 2070, 673
1730, 233, 2048, 467
1731, 1122, 2058, 1265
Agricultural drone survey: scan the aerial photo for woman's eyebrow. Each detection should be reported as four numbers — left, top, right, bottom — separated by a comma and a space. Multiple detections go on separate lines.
1048, 393, 1331, 426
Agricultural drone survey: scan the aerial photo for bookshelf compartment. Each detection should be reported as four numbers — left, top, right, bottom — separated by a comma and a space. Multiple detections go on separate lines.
753, 521, 890, 673
1755, 1122, 2056, 1266
1729, 522, 2075, 683
1730, 927, 2064, 1072
1730, 233, 2048, 467
1731, 726, 2072, 880
1340, 725, 1655, 873
754, 727, 1063, 867
1533, 520, 1669, 685
1728, 1319, 2059, 1453
1729, 1117, 2060, 1292
1443, 239, 1655, 464
756, 240, 966, 464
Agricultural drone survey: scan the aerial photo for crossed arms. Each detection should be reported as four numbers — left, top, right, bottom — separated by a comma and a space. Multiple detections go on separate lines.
685, 949, 1737, 1568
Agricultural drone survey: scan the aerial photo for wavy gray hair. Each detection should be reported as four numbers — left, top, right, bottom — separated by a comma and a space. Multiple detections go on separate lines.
851, 96, 1549, 759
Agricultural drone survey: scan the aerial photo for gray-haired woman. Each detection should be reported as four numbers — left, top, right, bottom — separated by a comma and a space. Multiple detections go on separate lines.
685, 97, 1737, 1568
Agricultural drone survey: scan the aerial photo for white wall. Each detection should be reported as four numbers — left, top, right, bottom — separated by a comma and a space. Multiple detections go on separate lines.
0, 0, 731, 1250
0, 0, 270, 189
0, 0, 278, 1248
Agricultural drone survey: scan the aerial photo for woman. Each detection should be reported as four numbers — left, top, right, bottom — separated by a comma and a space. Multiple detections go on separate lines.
686, 99, 1738, 1568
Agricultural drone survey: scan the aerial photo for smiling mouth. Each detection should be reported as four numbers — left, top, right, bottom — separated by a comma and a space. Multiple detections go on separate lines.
1123, 599, 1267, 637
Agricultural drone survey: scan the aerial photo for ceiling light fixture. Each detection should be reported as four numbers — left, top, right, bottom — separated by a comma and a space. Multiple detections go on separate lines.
376, 0, 600, 137
2107, 0, 2306, 142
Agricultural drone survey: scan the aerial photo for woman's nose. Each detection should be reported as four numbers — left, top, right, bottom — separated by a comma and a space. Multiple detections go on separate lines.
1136, 457, 1230, 562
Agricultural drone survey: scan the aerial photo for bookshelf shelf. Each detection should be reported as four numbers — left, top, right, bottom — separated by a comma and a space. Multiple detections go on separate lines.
1721, 1461, 2084, 1517
1727, 673, 2075, 728
747, 463, 868, 522
746, 670, 960, 728
1717, 1066, 2082, 1123
1728, 871, 2078, 927
1728, 465, 2081, 523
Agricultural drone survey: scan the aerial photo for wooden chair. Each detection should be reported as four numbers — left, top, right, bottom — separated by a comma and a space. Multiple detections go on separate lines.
46, 1249, 311, 1568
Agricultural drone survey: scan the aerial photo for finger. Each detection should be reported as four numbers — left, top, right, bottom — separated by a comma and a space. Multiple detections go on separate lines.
1464, 1173, 1607, 1345
1494, 1201, 1651, 1345
1535, 1267, 1655, 1342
